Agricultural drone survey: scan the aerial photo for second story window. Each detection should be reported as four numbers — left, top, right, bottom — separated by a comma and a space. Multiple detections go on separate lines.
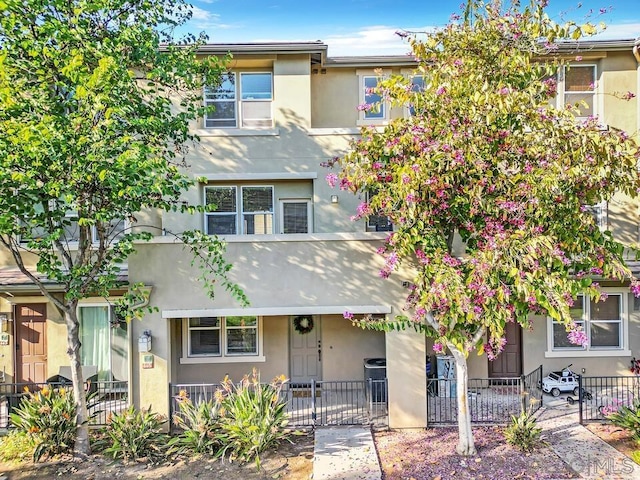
363, 76, 385, 120
357, 70, 390, 126
559, 65, 597, 119
365, 191, 393, 232
204, 72, 273, 129
205, 185, 274, 235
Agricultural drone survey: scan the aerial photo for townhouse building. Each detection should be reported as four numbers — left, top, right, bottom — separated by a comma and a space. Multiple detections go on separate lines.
1, 38, 639, 428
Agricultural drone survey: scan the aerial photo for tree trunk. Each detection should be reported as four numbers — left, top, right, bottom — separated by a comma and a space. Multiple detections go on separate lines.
448, 344, 476, 456
64, 305, 91, 456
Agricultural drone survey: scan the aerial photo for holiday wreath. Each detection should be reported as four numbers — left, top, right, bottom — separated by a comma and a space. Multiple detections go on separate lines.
293, 315, 314, 334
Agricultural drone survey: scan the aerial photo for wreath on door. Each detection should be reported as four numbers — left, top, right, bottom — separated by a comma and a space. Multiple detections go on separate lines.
293, 315, 314, 334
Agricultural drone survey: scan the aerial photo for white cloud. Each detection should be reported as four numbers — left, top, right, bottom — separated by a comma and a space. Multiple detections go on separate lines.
591, 22, 640, 39
324, 25, 436, 56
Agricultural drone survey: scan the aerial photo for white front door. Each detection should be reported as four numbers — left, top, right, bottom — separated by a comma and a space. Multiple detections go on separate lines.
290, 315, 321, 384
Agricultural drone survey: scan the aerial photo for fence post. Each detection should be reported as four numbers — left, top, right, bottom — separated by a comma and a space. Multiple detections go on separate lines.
311, 379, 317, 427
539, 365, 543, 407
168, 383, 173, 435
578, 374, 583, 425
520, 374, 526, 414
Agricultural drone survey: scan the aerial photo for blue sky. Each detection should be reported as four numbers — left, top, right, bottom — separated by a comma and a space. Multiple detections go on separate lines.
179, 0, 640, 56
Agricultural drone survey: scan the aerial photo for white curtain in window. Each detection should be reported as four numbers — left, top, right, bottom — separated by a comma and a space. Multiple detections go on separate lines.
80, 306, 110, 380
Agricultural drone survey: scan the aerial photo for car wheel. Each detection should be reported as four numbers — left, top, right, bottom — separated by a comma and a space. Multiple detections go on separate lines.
551, 388, 560, 397
567, 396, 575, 405
573, 387, 580, 396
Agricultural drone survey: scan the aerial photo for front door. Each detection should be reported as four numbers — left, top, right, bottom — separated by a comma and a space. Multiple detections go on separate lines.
488, 322, 522, 378
290, 315, 321, 384
16, 304, 48, 384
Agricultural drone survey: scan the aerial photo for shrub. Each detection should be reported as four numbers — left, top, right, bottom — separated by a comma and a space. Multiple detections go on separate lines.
168, 390, 223, 455
504, 411, 544, 452
99, 405, 168, 461
217, 369, 291, 468
605, 400, 640, 443
10, 385, 78, 461
0, 430, 36, 463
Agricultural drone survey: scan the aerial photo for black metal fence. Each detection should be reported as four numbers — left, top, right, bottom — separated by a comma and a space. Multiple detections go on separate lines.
427, 365, 543, 426
578, 375, 640, 424
0, 380, 128, 429
169, 379, 388, 432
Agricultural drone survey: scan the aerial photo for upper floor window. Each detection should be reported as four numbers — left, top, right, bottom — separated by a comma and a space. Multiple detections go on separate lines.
280, 200, 311, 234
205, 185, 273, 235
365, 191, 393, 232
408, 75, 425, 116
23, 205, 127, 245
557, 64, 598, 119
584, 201, 608, 230
204, 185, 312, 235
357, 70, 390, 126
204, 72, 273, 129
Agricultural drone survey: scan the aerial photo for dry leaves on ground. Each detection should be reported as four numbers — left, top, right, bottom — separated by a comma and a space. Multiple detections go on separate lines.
375, 426, 578, 480
0, 432, 314, 480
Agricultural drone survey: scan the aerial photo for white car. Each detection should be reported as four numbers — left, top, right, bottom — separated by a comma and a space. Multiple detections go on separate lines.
542, 369, 580, 397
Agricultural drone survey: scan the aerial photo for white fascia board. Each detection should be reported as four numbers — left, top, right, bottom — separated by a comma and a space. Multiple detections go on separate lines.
199, 172, 318, 181
162, 304, 392, 319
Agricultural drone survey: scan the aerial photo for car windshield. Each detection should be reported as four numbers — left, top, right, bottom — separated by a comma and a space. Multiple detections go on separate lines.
548, 373, 561, 381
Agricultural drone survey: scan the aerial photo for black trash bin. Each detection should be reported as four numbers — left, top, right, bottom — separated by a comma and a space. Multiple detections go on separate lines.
364, 358, 387, 402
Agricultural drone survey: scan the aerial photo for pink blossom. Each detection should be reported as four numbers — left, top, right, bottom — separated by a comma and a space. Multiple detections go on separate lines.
343, 311, 354, 320
436, 86, 446, 96
631, 279, 640, 298
575, 55, 583, 61
568, 326, 588, 347
433, 342, 444, 354
325, 173, 338, 188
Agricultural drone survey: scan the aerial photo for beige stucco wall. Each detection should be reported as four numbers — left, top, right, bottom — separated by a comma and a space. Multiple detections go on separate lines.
600, 51, 638, 134
321, 315, 385, 380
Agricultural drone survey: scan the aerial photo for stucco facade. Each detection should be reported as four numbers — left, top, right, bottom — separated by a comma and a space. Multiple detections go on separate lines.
1, 39, 639, 429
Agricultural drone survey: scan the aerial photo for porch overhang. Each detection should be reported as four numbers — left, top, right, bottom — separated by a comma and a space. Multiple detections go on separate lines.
162, 305, 392, 319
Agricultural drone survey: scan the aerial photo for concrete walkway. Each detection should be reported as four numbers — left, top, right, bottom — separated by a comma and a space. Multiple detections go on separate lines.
313, 400, 640, 480
313, 426, 382, 480
538, 398, 640, 479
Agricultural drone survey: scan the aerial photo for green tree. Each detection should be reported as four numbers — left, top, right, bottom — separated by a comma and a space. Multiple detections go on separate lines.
332, 0, 640, 455
0, 0, 245, 455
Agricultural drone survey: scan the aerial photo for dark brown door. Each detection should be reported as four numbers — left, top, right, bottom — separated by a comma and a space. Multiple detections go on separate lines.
488, 322, 522, 378
16, 304, 48, 383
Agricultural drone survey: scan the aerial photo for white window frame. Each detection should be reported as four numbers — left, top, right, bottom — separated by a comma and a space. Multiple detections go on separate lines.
204, 72, 273, 129
584, 200, 608, 231
545, 289, 631, 358
279, 199, 312, 234
181, 316, 265, 364
203, 72, 237, 128
556, 63, 601, 120
241, 185, 274, 235
77, 302, 129, 381
404, 73, 426, 117
365, 191, 393, 232
357, 69, 390, 126
204, 185, 275, 235
204, 185, 239, 235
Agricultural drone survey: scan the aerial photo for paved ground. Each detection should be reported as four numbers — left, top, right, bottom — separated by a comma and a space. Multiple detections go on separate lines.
313, 399, 640, 480
313, 426, 382, 480
538, 397, 640, 479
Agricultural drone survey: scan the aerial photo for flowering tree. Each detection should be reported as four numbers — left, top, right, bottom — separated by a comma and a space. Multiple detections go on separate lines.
331, 0, 640, 455
0, 0, 246, 455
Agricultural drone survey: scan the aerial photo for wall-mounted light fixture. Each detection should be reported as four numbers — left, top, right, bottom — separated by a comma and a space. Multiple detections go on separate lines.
0, 313, 10, 333
138, 330, 152, 352
331, 195, 339, 204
